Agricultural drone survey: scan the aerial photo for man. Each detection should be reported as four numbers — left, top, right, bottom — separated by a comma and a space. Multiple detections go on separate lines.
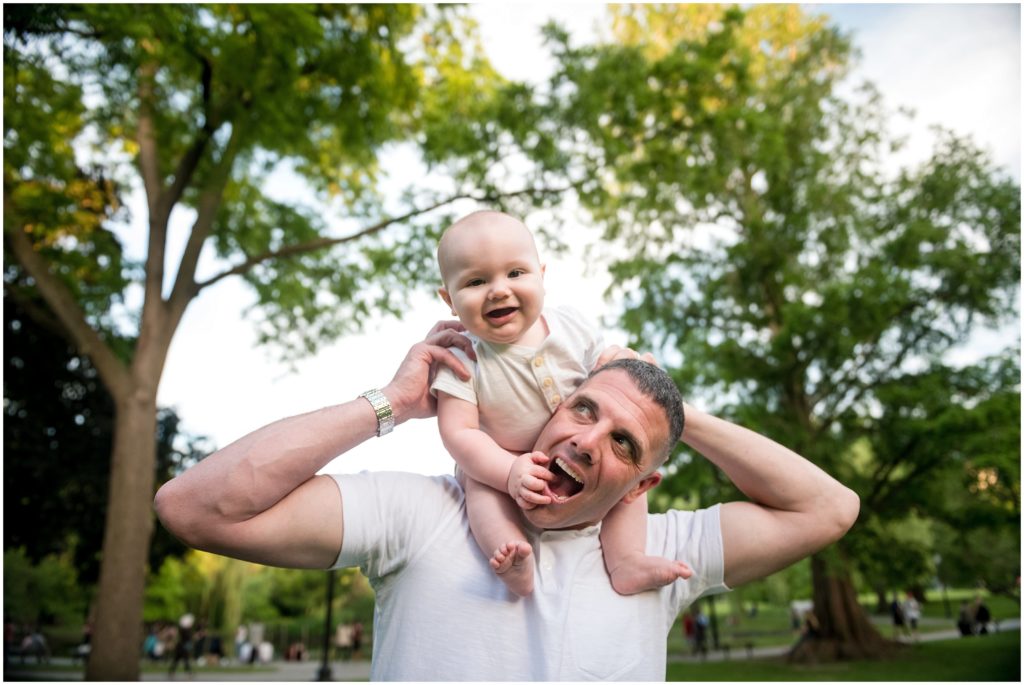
155, 322, 859, 680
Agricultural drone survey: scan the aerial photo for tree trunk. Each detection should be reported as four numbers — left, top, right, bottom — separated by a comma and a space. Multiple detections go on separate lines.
789, 552, 901, 663
85, 391, 159, 681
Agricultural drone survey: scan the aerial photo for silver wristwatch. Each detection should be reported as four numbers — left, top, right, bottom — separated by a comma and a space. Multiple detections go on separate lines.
359, 389, 394, 437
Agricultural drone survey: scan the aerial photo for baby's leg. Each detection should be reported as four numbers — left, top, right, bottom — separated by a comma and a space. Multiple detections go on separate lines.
601, 494, 693, 595
463, 474, 535, 597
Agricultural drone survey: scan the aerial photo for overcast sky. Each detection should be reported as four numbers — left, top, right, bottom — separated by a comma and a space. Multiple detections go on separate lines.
149, 3, 1021, 476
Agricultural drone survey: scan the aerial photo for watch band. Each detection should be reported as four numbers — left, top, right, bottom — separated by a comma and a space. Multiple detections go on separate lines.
359, 389, 394, 437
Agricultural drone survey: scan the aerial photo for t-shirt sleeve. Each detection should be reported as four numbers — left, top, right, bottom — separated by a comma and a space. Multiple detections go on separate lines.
328, 471, 464, 580
649, 504, 730, 614
429, 343, 478, 405
553, 305, 605, 371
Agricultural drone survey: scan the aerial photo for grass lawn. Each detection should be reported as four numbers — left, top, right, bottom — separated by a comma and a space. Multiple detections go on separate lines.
667, 591, 1020, 654
667, 630, 1021, 681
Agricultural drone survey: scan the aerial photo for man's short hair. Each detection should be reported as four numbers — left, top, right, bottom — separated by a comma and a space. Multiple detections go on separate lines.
589, 359, 684, 462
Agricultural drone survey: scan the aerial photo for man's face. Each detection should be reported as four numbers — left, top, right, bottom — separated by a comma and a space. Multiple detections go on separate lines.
438, 215, 546, 346
524, 369, 670, 530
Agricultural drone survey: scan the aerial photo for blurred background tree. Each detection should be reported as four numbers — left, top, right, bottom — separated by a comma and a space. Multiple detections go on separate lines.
504, 3, 1020, 661
2, 4, 568, 678
4, 293, 208, 618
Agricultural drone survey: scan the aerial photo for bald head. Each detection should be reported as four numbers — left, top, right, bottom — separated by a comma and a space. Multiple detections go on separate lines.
437, 211, 540, 288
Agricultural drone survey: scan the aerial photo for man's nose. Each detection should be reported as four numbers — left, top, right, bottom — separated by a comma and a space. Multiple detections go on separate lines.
571, 429, 599, 466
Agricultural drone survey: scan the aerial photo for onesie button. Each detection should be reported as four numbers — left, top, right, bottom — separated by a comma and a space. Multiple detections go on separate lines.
533, 356, 545, 367
550, 394, 561, 405
543, 377, 553, 388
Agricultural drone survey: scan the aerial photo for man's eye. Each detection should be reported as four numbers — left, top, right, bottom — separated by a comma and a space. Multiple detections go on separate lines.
614, 435, 634, 454
573, 402, 593, 417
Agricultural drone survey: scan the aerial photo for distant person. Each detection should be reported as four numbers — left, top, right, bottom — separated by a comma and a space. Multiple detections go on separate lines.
973, 597, 992, 635
693, 607, 710, 658
890, 595, 909, 639
168, 613, 195, 678
192, 621, 207, 663
351, 621, 364, 659
233, 624, 247, 663
143, 625, 161, 661
682, 610, 696, 651
956, 601, 975, 636
19, 628, 49, 664
4, 619, 14, 666
207, 633, 224, 665
902, 593, 921, 641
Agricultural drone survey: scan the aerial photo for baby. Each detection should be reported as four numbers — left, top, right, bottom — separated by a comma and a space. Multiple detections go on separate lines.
430, 210, 691, 596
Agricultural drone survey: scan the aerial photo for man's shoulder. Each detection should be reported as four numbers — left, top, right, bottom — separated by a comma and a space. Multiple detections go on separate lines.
331, 470, 462, 500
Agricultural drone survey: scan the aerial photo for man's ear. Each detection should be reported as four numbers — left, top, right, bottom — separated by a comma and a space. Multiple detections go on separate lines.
438, 287, 456, 316
621, 471, 662, 504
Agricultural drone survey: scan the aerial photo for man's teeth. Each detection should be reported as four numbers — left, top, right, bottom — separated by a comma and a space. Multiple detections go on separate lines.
555, 457, 583, 484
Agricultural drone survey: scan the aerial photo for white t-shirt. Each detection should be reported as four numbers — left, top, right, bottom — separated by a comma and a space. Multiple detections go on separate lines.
431, 305, 603, 451
331, 471, 729, 681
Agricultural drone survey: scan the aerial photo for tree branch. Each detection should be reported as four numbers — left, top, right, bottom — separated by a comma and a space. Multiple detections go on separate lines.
3, 224, 132, 398
136, 61, 163, 221
194, 185, 570, 293
166, 125, 244, 331
161, 54, 220, 215
814, 323, 935, 431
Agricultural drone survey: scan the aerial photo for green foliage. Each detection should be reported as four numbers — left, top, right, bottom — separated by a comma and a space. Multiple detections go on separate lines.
524, 4, 1020, 597
4, 547, 86, 626
2, 4, 512, 362
143, 553, 206, 623
142, 551, 374, 639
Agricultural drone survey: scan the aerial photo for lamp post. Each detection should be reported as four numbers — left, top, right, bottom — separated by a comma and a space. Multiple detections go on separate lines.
934, 554, 952, 618
316, 570, 336, 681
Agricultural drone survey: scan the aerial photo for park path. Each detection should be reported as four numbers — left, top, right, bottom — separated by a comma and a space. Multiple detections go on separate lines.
7, 619, 1018, 681
3, 657, 372, 682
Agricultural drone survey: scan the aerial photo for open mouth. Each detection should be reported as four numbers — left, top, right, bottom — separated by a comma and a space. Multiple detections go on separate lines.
486, 306, 518, 321
546, 456, 584, 502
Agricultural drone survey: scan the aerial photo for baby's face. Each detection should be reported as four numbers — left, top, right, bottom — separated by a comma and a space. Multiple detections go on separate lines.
438, 214, 545, 345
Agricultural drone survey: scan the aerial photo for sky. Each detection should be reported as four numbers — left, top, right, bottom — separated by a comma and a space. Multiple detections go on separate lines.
146, 3, 1021, 477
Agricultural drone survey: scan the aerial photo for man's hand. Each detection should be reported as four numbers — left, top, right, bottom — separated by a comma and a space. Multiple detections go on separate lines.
507, 451, 554, 510
382, 321, 476, 425
594, 344, 658, 370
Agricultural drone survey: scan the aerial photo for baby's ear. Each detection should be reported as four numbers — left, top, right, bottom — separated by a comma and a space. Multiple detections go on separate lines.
541, 263, 546, 279
438, 287, 456, 315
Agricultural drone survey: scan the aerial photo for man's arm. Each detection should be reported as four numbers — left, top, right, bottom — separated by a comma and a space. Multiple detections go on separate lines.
153, 322, 474, 570
680, 404, 860, 588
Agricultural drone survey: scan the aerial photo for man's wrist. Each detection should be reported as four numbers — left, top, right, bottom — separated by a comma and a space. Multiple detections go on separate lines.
359, 389, 394, 437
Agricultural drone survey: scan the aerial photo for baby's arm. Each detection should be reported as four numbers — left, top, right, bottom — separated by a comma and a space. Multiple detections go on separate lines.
437, 392, 552, 506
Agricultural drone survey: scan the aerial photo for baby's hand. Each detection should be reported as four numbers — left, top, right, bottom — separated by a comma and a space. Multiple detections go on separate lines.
507, 451, 554, 510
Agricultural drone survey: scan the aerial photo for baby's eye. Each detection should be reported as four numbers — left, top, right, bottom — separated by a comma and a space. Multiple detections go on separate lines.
509, 268, 525, 278
465, 278, 485, 287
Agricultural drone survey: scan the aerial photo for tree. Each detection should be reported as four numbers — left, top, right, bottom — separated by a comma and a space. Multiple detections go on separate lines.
4, 5, 557, 678
528, 4, 1019, 660
4, 294, 207, 587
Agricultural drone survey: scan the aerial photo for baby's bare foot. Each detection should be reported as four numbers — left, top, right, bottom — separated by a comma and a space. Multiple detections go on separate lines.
609, 555, 692, 596
490, 541, 535, 597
